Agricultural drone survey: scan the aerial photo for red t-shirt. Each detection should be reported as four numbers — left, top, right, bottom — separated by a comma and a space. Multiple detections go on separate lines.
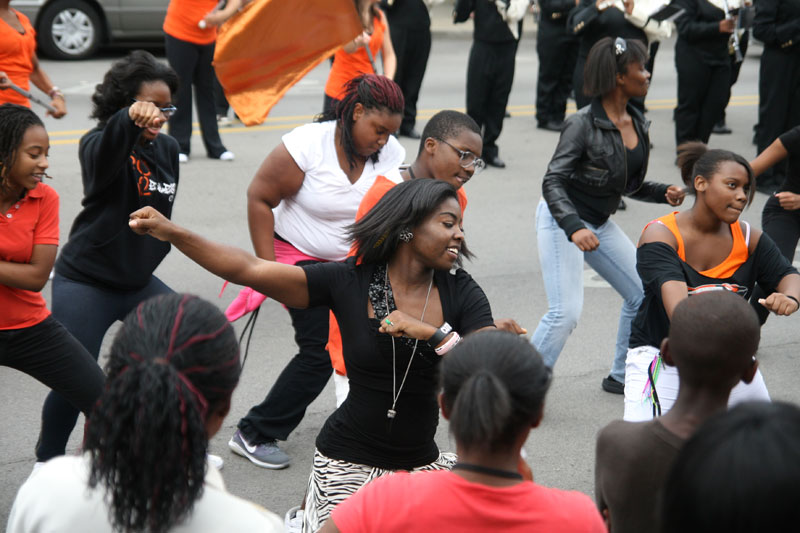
0, 183, 59, 329
332, 470, 606, 533
0, 9, 37, 107
163, 0, 219, 45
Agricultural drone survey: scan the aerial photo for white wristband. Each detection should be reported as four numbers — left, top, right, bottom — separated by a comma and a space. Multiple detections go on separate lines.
435, 331, 461, 356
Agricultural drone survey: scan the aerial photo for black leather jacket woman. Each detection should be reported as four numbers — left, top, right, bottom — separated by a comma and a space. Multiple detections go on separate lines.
542, 98, 671, 240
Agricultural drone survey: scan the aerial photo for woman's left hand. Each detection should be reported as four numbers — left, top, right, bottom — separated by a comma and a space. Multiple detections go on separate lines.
665, 185, 686, 206
129, 206, 176, 242
494, 318, 527, 335
758, 293, 800, 316
380, 310, 434, 341
775, 192, 800, 211
48, 95, 66, 119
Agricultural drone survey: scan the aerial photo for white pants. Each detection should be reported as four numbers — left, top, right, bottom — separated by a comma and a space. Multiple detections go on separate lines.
623, 345, 771, 422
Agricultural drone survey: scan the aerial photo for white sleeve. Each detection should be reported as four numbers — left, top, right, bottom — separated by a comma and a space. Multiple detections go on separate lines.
281, 122, 324, 173
379, 135, 406, 183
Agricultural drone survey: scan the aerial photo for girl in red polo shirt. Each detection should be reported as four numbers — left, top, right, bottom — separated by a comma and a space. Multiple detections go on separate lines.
0, 104, 103, 456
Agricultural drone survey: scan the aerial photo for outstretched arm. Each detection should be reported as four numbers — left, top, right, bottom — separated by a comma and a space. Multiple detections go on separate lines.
129, 207, 310, 308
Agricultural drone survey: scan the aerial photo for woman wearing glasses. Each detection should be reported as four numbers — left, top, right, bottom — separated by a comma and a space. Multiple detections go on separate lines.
36, 50, 181, 463
532, 37, 684, 394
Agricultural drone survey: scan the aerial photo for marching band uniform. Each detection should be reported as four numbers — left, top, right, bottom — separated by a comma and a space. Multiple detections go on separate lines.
535, 0, 579, 130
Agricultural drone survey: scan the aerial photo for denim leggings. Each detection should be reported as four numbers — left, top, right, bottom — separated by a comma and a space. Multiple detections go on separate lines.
531, 200, 644, 382
36, 273, 172, 461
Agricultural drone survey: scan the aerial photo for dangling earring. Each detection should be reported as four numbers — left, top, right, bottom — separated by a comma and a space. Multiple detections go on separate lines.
399, 228, 413, 243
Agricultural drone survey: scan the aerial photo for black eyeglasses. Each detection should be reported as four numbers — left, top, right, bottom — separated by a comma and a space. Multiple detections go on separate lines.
436, 138, 486, 173
614, 37, 627, 56
131, 99, 178, 119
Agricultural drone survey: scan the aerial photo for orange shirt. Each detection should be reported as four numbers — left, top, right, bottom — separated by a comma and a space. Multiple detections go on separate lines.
0, 9, 36, 108
0, 183, 59, 330
163, 0, 219, 45
328, 176, 468, 375
324, 14, 386, 100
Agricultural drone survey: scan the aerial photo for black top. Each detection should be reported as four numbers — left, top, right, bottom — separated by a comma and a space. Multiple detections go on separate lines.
542, 98, 669, 239
380, 0, 430, 28
624, 141, 644, 194
304, 259, 494, 470
629, 233, 796, 349
568, 0, 648, 59
674, 0, 730, 66
753, 0, 800, 51
778, 125, 800, 194
454, 0, 521, 43
56, 108, 179, 290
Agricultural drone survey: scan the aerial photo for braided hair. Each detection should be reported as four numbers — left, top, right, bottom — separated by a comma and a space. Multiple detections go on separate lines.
316, 73, 404, 170
84, 294, 241, 533
0, 104, 44, 192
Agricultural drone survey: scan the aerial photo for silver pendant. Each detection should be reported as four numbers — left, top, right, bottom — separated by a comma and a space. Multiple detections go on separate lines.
387, 409, 397, 419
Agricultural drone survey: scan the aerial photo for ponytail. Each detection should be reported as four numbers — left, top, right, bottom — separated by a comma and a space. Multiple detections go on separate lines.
84, 294, 241, 533
441, 331, 551, 453
676, 142, 755, 204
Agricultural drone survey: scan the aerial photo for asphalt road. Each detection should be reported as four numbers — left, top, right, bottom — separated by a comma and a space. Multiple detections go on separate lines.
2, 30, 799, 526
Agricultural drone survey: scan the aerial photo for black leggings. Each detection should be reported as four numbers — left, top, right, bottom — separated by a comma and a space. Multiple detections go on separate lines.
0, 316, 105, 454
751, 195, 800, 324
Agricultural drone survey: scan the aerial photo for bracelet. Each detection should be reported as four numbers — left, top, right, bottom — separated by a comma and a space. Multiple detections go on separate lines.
787, 295, 799, 309
427, 322, 452, 348
435, 331, 461, 356
48, 86, 64, 100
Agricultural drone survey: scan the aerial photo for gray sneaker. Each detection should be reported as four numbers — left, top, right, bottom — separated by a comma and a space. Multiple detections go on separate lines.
228, 430, 291, 469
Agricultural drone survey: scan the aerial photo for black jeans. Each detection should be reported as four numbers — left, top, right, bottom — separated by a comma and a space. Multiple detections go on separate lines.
751, 196, 800, 324
238, 265, 332, 443
36, 273, 172, 461
164, 33, 227, 157
466, 39, 518, 160
0, 316, 105, 458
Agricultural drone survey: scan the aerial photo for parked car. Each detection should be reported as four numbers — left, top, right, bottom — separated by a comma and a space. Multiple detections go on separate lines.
10, 0, 169, 60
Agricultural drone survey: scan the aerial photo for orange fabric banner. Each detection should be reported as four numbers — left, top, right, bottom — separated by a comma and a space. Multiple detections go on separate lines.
214, 0, 362, 126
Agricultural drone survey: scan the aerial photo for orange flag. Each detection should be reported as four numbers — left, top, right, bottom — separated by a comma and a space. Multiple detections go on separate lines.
214, 0, 362, 126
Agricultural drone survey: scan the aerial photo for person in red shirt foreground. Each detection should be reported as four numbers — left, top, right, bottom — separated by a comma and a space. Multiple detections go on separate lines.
320, 330, 606, 533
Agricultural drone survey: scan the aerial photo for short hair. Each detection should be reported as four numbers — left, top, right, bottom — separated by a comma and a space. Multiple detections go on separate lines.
441, 331, 552, 453
583, 36, 648, 97
84, 294, 241, 533
667, 291, 760, 389
0, 104, 44, 191
90, 50, 179, 126
348, 178, 472, 266
316, 74, 404, 170
676, 141, 756, 205
418, 110, 481, 155
662, 401, 800, 533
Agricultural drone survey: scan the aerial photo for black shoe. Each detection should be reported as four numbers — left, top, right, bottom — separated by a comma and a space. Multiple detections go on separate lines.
712, 121, 732, 135
537, 120, 563, 132
399, 127, 421, 139
486, 155, 506, 168
602, 375, 624, 395
617, 198, 627, 211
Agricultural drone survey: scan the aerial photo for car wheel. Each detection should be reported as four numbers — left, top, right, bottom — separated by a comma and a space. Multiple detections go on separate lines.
37, 0, 103, 60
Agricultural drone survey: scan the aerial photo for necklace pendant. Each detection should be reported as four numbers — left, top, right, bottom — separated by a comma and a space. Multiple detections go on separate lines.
387, 409, 397, 419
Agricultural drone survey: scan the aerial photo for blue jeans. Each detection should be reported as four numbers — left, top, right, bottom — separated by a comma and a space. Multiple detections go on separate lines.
36, 273, 173, 461
531, 200, 643, 382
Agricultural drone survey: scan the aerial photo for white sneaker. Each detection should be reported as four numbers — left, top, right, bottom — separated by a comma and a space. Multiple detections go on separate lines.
284, 506, 303, 533
178, 153, 189, 163
207, 453, 224, 470
218, 150, 235, 161
217, 115, 233, 127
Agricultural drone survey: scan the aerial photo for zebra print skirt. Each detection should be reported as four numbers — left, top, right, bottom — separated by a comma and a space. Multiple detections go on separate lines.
301, 448, 457, 532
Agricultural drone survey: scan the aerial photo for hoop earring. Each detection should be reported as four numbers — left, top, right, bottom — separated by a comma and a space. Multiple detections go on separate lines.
399, 228, 413, 243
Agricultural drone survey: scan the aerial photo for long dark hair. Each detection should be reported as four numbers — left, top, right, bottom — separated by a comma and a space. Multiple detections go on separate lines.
676, 141, 755, 205
84, 294, 241, 533
90, 50, 179, 126
348, 178, 472, 266
316, 73, 404, 169
0, 104, 44, 192
584, 36, 648, 97
441, 331, 552, 453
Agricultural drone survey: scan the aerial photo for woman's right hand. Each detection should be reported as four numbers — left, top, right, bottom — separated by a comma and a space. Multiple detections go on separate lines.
719, 18, 736, 33
129, 101, 165, 129
571, 228, 600, 252
775, 192, 800, 211
129, 206, 175, 241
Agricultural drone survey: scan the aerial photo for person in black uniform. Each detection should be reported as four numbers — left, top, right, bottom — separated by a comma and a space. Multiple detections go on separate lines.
753, 0, 800, 194
454, 0, 524, 169
381, 0, 433, 139
673, 0, 739, 147
535, 0, 579, 131
713, 28, 749, 135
